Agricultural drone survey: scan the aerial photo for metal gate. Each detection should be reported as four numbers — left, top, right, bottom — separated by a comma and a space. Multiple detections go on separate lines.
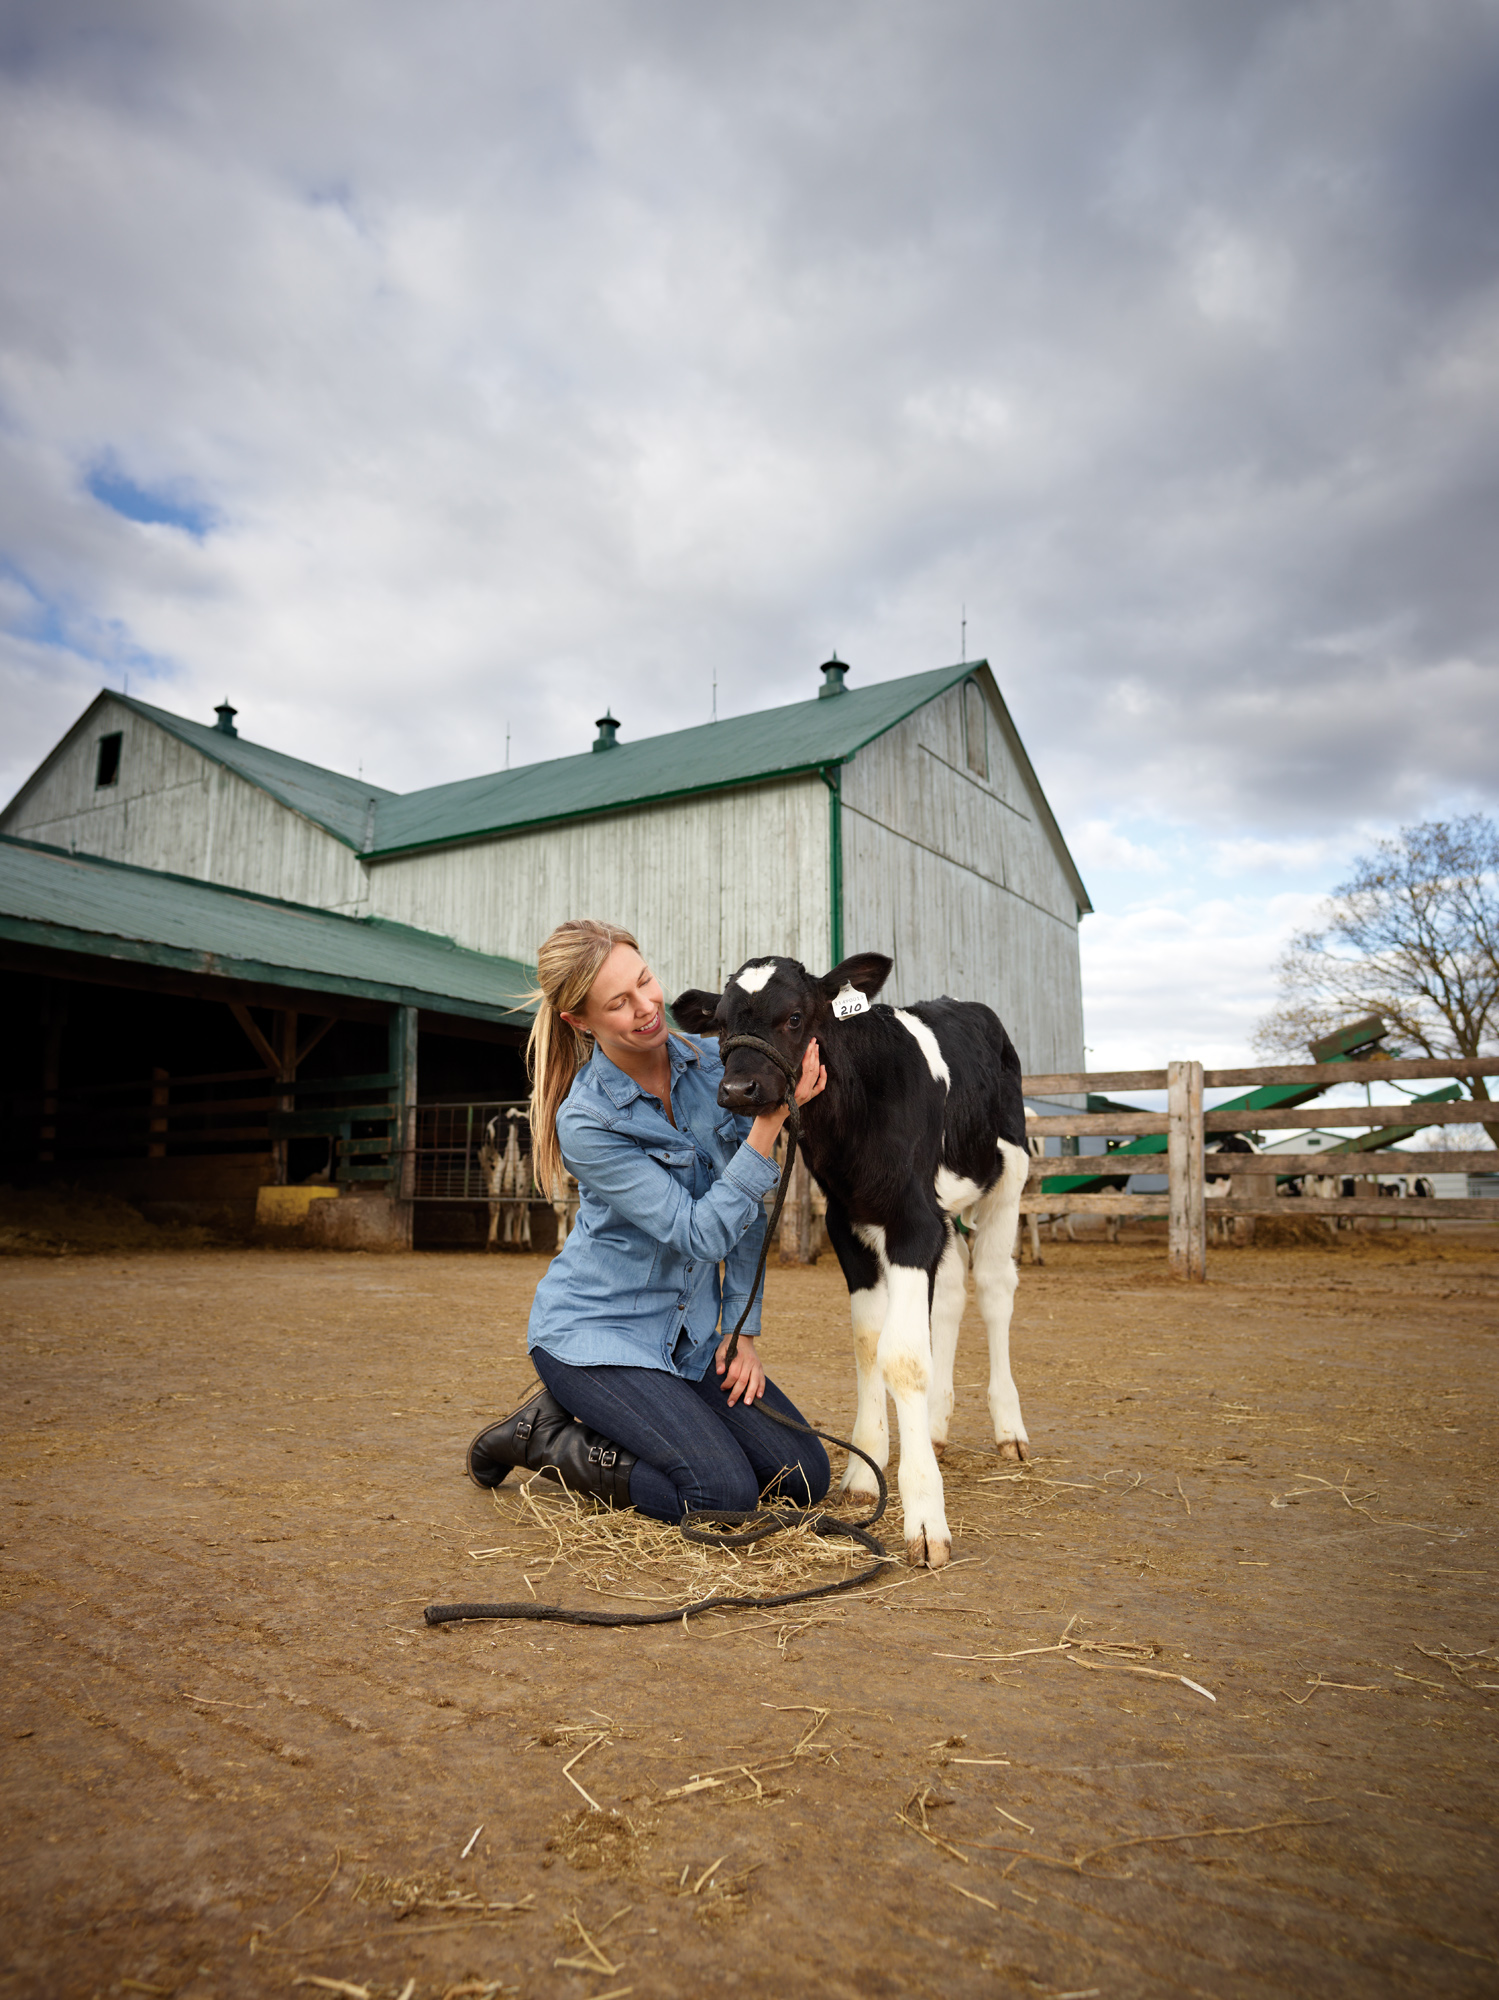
409, 1100, 536, 1202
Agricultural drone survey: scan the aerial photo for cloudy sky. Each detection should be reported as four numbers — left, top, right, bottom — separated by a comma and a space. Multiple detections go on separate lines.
3, 0, 1497, 1067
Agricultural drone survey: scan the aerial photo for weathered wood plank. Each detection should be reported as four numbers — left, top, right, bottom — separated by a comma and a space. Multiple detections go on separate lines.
1019, 1194, 1163, 1214
1202, 1056, 1499, 1089
1021, 1056, 1499, 1094
1205, 1102, 1499, 1132
1167, 1059, 1206, 1280
1214, 1197, 1498, 1218
1027, 1113, 1168, 1136
1201, 1151, 1493, 1175
1022, 1069, 1168, 1094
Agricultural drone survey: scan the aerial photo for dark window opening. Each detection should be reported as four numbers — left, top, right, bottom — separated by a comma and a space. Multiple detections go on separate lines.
963, 681, 988, 780
95, 732, 122, 788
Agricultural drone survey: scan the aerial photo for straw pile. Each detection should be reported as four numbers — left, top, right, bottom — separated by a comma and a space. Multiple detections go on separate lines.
469, 1473, 899, 1610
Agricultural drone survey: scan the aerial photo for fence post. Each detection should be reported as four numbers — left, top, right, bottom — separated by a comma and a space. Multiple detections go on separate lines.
1168, 1059, 1206, 1280
778, 1147, 815, 1263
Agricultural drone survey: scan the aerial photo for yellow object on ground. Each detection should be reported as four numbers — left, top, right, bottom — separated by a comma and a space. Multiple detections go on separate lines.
255, 1185, 340, 1228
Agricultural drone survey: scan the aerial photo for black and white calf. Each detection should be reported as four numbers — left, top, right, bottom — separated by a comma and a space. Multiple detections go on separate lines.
478, 1110, 531, 1249
673, 953, 1031, 1569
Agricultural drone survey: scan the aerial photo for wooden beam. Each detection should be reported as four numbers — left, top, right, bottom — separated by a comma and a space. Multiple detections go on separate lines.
227, 1001, 280, 1074
1020, 1055, 1499, 1095
1205, 1102, 1499, 1133
1215, 1197, 1498, 1218
1204, 1150, 1494, 1175
1019, 1194, 1163, 1215
1202, 1056, 1499, 1089
1167, 1059, 1205, 1280
295, 1015, 338, 1066
392, 1004, 419, 1220
1022, 1068, 1168, 1095
1028, 1112, 1167, 1137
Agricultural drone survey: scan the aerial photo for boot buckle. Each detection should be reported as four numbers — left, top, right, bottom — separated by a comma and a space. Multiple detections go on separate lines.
599, 1448, 617, 1469
515, 1418, 533, 1441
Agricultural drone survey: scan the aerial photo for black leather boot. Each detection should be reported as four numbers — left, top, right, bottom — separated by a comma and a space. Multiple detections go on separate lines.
466, 1387, 635, 1508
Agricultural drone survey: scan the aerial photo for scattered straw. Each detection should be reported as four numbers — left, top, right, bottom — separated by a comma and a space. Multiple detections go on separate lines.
553, 1907, 626, 1976
487, 1474, 892, 1611
1416, 1643, 1499, 1690
561, 1733, 608, 1812
1066, 1653, 1217, 1702
948, 1881, 1000, 1911
897, 1785, 971, 1864
248, 1848, 341, 1950
1075, 1814, 1347, 1869
293, 1981, 370, 2000
1280, 1675, 1383, 1705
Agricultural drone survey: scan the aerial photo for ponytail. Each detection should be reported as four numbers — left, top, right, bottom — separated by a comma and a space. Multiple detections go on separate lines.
527, 918, 641, 1197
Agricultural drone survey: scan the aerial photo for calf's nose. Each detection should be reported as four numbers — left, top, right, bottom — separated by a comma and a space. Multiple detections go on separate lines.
718, 1077, 763, 1112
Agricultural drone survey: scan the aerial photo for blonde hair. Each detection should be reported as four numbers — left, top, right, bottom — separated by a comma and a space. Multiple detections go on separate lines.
527, 918, 642, 1196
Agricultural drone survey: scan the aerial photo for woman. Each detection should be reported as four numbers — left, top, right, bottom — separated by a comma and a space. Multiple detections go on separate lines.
467, 918, 830, 1521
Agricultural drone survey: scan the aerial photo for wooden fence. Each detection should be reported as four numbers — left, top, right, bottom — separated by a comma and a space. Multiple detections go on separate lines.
1021, 1055, 1499, 1280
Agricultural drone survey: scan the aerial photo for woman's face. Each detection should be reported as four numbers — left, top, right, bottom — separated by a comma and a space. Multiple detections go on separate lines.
566, 943, 668, 1061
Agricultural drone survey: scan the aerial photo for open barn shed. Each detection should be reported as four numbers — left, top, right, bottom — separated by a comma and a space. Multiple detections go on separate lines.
0, 836, 533, 1246
3, 657, 1091, 1076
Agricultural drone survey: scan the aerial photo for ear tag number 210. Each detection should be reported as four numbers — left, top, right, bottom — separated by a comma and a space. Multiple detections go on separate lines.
833, 983, 868, 1020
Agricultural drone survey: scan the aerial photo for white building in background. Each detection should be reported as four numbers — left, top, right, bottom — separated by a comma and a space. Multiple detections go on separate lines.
3, 657, 1092, 1074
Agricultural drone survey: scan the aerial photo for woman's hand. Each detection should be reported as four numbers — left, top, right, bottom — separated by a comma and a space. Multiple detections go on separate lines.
793, 1037, 827, 1107
747, 1040, 827, 1156
715, 1331, 766, 1407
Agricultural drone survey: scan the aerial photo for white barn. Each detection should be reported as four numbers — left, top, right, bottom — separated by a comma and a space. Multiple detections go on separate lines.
3, 658, 1090, 1071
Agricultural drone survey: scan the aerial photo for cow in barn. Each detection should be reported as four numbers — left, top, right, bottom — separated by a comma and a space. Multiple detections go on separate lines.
674, 952, 1030, 1570
549, 1162, 580, 1247
478, 1109, 532, 1249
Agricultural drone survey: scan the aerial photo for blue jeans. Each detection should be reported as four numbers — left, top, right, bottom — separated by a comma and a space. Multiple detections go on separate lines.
530, 1346, 830, 1523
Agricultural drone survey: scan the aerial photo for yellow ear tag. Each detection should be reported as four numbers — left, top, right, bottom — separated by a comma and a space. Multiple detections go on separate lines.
833, 983, 869, 1019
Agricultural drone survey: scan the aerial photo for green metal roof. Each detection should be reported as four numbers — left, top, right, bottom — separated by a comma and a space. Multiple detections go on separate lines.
116, 694, 396, 849
13, 660, 1089, 910
0, 835, 534, 1025
367, 662, 978, 856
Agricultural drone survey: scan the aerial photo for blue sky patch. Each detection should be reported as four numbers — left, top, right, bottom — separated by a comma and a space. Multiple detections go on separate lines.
86, 458, 218, 537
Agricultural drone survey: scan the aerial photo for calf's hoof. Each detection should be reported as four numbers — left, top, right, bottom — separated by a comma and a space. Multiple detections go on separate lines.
931, 1440, 947, 1460
906, 1530, 952, 1569
835, 1482, 880, 1509
997, 1438, 1031, 1463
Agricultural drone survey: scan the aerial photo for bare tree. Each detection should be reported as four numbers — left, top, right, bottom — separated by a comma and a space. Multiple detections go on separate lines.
1254, 814, 1498, 1139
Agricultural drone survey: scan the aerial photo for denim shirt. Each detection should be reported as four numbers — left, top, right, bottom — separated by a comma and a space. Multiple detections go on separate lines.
527, 1032, 781, 1380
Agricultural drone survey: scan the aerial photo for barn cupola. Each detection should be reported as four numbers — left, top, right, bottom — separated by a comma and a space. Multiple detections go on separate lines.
214, 700, 239, 737
818, 655, 849, 699
593, 710, 621, 752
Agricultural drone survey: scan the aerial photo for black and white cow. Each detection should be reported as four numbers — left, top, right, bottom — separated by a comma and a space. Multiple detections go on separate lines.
673, 952, 1031, 1570
478, 1109, 531, 1249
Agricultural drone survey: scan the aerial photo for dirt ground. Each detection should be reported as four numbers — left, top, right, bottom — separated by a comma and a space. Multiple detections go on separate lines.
2, 1230, 1496, 2000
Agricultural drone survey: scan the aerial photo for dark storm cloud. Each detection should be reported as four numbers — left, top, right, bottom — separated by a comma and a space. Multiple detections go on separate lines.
1, 0, 1496, 838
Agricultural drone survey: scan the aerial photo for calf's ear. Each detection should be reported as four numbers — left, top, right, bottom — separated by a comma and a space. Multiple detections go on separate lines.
671, 988, 725, 1034
819, 953, 892, 1001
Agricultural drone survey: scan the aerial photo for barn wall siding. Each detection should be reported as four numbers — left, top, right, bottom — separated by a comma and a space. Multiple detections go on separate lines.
367, 775, 830, 1006
840, 685, 1085, 1072
2, 700, 372, 911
